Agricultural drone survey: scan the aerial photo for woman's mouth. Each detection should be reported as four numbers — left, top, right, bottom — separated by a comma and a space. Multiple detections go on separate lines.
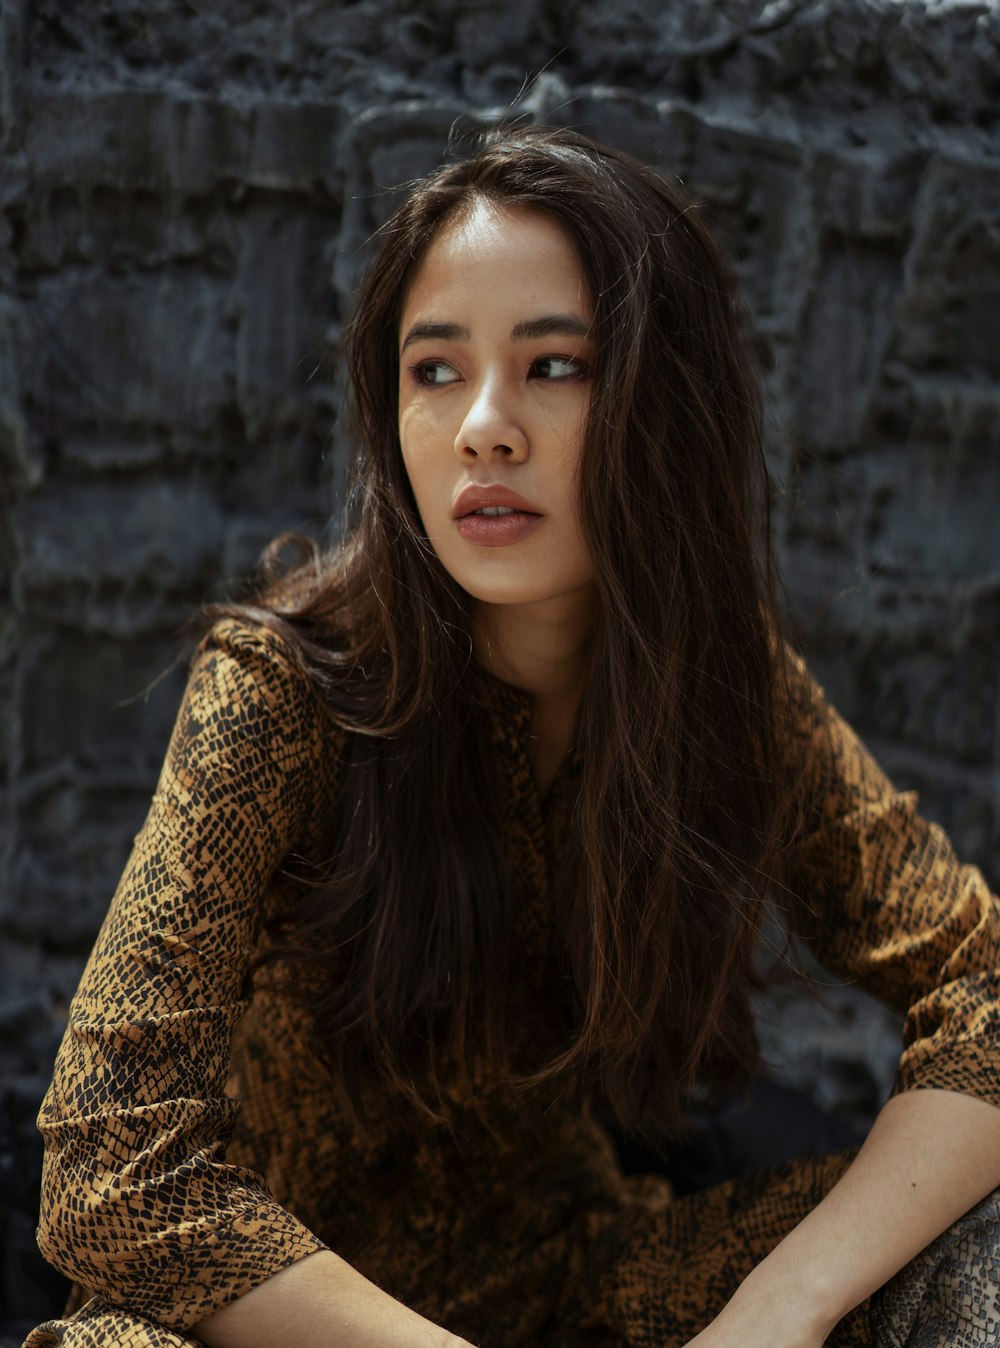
455, 493, 544, 544
456, 510, 543, 545
452, 485, 544, 545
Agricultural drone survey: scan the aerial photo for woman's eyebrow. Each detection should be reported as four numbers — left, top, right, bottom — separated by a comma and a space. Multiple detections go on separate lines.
400, 320, 469, 351
510, 314, 592, 341
400, 314, 592, 353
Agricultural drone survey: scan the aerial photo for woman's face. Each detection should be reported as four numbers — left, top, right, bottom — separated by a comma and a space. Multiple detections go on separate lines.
397, 201, 597, 615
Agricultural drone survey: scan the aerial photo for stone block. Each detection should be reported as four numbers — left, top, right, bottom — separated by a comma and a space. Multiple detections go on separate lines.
13, 626, 186, 776
451, 0, 563, 73
797, 599, 999, 847
889, 155, 1000, 380
680, 114, 807, 331
0, 296, 39, 497
25, 90, 252, 198
812, 147, 928, 242
0, 942, 91, 1033
881, 0, 997, 121
246, 101, 344, 194
3, 628, 190, 948
0, 606, 19, 848
0, 990, 60, 1076
218, 440, 340, 570
871, 367, 1000, 461
740, 0, 998, 144
232, 202, 341, 440
0, 1055, 74, 1330
27, 269, 234, 435
792, 230, 905, 453
12, 477, 225, 631
12, 183, 82, 272
198, 420, 333, 525
0, 0, 25, 155
6, 786, 156, 947
779, 450, 869, 611
861, 443, 1000, 583
24, 0, 312, 94
17, 184, 172, 273
294, 3, 382, 62
570, 0, 726, 89
845, 585, 1000, 771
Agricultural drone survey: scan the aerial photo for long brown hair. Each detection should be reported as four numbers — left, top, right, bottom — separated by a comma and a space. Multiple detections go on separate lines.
226, 125, 792, 1137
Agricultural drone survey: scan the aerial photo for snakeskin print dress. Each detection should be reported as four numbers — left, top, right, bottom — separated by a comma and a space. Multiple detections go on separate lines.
24, 621, 1000, 1347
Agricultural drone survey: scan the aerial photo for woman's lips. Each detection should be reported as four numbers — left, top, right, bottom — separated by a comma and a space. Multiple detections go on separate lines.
456, 509, 543, 546
452, 485, 543, 547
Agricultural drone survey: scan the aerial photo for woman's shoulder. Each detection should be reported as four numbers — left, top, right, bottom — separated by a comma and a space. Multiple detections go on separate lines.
198, 613, 311, 677
166, 615, 347, 865
194, 614, 328, 706
775, 639, 905, 830
185, 614, 349, 774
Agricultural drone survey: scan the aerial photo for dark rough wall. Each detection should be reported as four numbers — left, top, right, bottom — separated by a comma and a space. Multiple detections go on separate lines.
1, 0, 999, 1332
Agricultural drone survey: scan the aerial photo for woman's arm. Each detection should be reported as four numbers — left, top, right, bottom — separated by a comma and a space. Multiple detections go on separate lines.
685, 1087, 1000, 1346
193, 1250, 472, 1348
700, 652, 1000, 1346
777, 650, 1000, 1112
37, 622, 478, 1347
36, 624, 339, 1329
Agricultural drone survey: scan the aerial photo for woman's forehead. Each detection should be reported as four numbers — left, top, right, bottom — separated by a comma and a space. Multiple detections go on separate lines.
400, 202, 591, 331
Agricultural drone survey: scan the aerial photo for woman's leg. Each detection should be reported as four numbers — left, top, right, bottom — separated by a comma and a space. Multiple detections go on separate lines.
556, 1150, 872, 1347
559, 1155, 998, 1348
870, 1188, 1000, 1348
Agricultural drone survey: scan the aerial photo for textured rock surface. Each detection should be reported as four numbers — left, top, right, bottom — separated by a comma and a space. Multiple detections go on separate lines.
2, 0, 999, 1331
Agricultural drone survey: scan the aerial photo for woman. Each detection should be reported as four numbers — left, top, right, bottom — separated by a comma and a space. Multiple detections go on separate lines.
26, 126, 1000, 1348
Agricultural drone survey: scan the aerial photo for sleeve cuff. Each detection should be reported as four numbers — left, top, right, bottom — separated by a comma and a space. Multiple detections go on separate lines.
114, 1199, 327, 1331
890, 1036, 1000, 1113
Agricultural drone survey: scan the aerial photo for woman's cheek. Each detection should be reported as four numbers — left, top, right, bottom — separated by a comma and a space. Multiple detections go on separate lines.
400, 403, 448, 471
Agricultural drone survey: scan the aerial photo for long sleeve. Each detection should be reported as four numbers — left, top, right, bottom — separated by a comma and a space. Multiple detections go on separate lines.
778, 651, 1000, 1110
35, 619, 339, 1330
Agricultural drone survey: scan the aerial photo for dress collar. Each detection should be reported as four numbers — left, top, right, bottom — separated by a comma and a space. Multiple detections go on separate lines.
476, 667, 581, 810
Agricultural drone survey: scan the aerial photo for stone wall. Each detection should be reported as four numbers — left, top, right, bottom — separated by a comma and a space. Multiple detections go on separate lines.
2, 0, 999, 1333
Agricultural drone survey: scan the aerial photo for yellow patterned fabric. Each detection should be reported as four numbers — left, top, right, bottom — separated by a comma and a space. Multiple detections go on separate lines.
25, 620, 1000, 1347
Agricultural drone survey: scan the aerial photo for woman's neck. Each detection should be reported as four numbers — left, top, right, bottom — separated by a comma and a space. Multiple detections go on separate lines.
474, 589, 595, 794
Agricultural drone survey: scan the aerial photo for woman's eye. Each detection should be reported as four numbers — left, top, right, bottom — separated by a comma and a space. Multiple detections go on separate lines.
412, 360, 460, 387
532, 356, 588, 381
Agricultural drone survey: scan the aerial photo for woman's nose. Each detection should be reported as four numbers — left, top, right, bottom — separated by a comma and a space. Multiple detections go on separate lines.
453, 380, 528, 462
